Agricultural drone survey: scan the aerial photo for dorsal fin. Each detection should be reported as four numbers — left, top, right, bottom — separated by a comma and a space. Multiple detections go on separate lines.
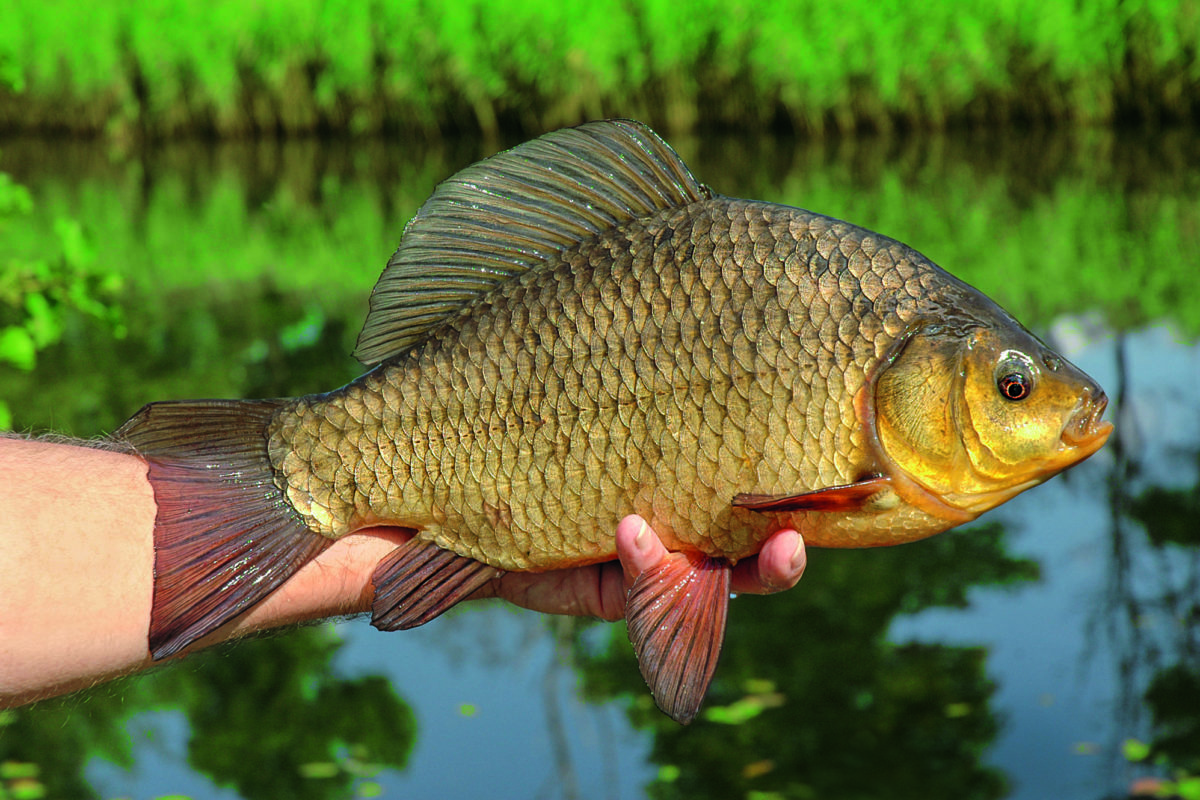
353, 119, 710, 366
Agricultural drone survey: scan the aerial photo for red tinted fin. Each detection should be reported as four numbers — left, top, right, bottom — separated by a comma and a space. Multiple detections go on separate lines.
371, 538, 503, 631
732, 476, 892, 513
115, 399, 332, 660
625, 551, 732, 724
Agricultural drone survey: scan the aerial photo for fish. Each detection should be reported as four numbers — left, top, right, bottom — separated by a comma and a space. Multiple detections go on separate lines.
115, 119, 1113, 724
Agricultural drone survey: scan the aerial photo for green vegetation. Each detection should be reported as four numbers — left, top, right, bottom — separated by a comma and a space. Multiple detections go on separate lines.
0, 176, 125, 430
2, 0, 1199, 138
0, 56, 124, 430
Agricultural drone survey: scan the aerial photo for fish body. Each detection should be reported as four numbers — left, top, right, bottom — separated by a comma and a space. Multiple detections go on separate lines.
118, 121, 1112, 723
269, 197, 1017, 561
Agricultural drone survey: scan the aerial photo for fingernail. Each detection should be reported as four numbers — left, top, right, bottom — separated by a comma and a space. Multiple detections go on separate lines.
789, 534, 806, 574
635, 520, 652, 553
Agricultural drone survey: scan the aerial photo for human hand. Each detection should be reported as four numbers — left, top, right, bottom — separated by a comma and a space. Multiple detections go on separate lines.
474, 515, 808, 621
210, 514, 807, 639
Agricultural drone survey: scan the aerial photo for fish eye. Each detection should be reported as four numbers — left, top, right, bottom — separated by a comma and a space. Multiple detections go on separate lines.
994, 350, 1037, 402
997, 371, 1032, 401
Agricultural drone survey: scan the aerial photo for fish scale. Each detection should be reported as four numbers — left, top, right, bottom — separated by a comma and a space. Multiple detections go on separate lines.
118, 120, 1111, 724
267, 198, 903, 566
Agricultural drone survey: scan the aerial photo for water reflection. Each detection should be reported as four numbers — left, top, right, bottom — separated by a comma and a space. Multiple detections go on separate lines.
1100, 334, 1200, 795
572, 522, 1032, 800
1, 127, 1197, 799
2, 627, 414, 800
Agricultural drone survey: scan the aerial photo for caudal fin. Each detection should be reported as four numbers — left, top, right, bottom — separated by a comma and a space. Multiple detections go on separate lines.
116, 399, 332, 660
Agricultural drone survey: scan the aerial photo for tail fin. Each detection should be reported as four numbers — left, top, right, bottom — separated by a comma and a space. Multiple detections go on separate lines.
116, 399, 332, 659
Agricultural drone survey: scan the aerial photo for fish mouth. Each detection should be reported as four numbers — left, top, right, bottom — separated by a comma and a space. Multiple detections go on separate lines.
1060, 389, 1114, 456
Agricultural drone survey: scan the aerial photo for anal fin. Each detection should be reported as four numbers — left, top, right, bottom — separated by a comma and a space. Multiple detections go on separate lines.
371, 538, 504, 630
626, 551, 732, 724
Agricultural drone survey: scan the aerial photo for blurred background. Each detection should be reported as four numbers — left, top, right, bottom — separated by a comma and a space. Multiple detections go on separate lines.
1, 1, 1198, 799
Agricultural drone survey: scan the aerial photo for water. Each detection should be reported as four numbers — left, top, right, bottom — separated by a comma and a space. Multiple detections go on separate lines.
1, 127, 1197, 800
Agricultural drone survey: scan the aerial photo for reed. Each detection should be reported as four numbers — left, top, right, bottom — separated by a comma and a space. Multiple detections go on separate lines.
1, 0, 1198, 138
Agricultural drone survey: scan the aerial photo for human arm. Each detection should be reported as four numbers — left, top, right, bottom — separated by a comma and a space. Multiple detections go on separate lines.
0, 437, 805, 707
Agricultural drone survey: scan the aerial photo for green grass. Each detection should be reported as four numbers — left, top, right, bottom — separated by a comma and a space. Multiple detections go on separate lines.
2, 0, 1199, 137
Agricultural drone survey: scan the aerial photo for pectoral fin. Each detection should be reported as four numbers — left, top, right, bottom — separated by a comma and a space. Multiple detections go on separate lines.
625, 551, 732, 724
371, 538, 504, 630
732, 476, 892, 513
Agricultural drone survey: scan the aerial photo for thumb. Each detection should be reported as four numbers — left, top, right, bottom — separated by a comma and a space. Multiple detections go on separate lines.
615, 515, 668, 588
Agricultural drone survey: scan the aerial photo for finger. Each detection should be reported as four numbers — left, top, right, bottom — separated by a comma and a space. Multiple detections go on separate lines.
492, 517, 675, 622
487, 563, 628, 621
729, 529, 806, 595
615, 514, 668, 586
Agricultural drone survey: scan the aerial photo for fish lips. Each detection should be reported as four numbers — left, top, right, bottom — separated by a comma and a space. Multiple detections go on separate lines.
1059, 389, 1114, 457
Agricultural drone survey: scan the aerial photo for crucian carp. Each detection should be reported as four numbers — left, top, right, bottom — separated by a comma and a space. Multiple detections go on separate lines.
117, 120, 1113, 724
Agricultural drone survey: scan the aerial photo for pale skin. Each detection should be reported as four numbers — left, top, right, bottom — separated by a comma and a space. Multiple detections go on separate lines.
0, 437, 806, 709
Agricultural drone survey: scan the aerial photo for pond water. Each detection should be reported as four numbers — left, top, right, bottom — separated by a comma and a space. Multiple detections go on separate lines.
1, 125, 1198, 800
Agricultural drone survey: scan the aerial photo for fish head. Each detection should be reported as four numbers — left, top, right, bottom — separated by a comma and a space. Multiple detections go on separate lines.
873, 318, 1112, 517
